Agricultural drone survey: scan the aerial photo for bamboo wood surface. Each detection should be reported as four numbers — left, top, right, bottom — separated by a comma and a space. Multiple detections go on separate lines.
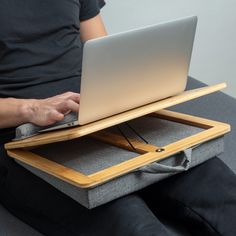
150, 109, 230, 128
7, 149, 93, 188
5, 83, 226, 150
90, 131, 160, 154
6, 110, 231, 188
89, 126, 229, 187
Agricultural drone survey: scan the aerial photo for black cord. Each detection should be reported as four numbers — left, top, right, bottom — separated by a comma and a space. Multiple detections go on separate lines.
125, 122, 149, 144
116, 122, 149, 151
116, 125, 136, 151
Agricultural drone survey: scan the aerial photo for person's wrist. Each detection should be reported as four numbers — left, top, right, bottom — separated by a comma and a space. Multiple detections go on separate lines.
19, 99, 37, 124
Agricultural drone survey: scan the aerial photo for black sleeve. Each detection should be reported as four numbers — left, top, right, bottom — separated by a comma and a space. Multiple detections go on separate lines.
79, 0, 106, 21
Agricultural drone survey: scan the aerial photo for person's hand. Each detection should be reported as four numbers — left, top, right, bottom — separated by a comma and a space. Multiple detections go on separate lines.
25, 92, 80, 126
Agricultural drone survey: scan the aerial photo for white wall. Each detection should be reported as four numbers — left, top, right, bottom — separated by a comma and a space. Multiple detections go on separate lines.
101, 0, 236, 98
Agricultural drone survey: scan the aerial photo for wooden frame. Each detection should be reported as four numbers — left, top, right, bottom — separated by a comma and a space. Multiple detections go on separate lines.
5, 84, 230, 188
5, 83, 226, 150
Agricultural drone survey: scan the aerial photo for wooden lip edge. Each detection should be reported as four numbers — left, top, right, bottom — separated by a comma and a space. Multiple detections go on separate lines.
7, 149, 93, 188
86, 125, 230, 188
5, 83, 227, 150
6, 120, 230, 189
153, 110, 231, 128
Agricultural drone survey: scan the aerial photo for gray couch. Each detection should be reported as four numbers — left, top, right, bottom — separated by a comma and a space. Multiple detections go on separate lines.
0, 77, 235, 236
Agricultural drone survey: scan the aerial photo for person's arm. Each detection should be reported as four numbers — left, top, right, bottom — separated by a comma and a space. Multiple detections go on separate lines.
0, 92, 80, 129
0, 12, 106, 129
80, 14, 107, 42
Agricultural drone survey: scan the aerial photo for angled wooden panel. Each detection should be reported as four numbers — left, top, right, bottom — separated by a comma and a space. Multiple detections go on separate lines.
5, 83, 227, 150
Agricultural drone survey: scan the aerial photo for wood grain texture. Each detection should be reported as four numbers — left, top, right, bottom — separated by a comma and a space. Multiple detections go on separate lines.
90, 131, 160, 154
6, 109, 230, 188
7, 149, 92, 188
5, 83, 227, 150
88, 125, 230, 187
150, 109, 230, 128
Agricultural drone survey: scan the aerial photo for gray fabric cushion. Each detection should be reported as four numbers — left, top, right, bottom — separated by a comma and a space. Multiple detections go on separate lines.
31, 118, 204, 175
1, 77, 236, 235
17, 115, 224, 209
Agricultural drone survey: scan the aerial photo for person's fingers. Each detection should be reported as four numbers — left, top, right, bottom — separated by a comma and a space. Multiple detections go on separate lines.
48, 110, 64, 123
66, 100, 80, 113
57, 100, 79, 114
67, 94, 80, 105
60, 92, 80, 104
32, 93, 80, 126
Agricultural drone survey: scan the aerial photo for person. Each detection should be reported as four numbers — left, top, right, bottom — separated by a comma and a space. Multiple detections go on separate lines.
0, 1, 236, 235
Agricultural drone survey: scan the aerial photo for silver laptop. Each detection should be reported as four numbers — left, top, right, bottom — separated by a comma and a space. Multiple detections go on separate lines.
42, 15, 197, 132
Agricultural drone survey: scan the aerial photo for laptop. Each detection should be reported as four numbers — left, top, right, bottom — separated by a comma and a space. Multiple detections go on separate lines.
15, 16, 198, 138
